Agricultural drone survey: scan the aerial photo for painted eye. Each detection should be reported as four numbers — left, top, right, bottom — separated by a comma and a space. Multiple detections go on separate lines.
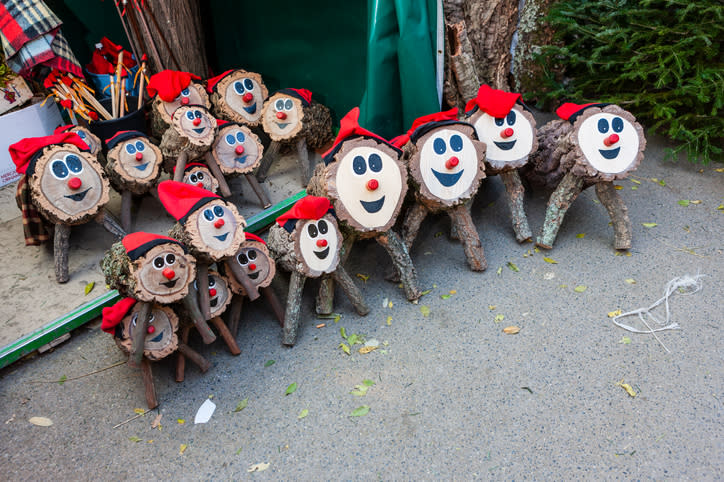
165, 253, 176, 265
368, 153, 382, 172
307, 224, 318, 238
233, 81, 245, 94
284, 99, 293, 110
275, 99, 285, 110
506, 110, 517, 126
225, 134, 236, 145
194, 110, 203, 119
612, 117, 624, 133
244, 79, 254, 91
153, 256, 165, 269
189, 174, 198, 183
433, 137, 446, 155
597, 118, 609, 133
494, 118, 505, 127
181, 88, 190, 96
196, 172, 205, 181
213, 205, 224, 217
186, 111, 195, 120
65, 155, 83, 173
51, 160, 69, 179
203, 208, 214, 221
77, 131, 86, 139
236, 132, 245, 143
352, 155, 367, 175
449, 134, 463, 152
135, 141, 146, 152
317, 219, 328, 234
237, 252, 249, 265
208, 277, 216, 288
147, 314, 156, 324
247, 249, 257, 260
125, 144, 137, 155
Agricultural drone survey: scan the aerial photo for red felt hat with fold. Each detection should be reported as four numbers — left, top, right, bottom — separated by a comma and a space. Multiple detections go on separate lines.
105, 130, 147, 150
276, 196, 333, 232
10, 133, 90, 175
101, 297, 137, 334
464, 84, 522, 118
322, 107, 400, 164
206, 70, 233, 93
556, 102, 608, 123
122, 231, 187, 261
392, 107, 460, 148
157, 180, 220, 224
244, 232, 265, 245
277, 88, 312, 107
146, 70, 201, 102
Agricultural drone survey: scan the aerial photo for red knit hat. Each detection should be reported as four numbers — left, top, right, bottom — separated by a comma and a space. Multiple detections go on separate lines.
464, 84, 522, 118
277, 88, 312, 107
10, 133, 90, 175
556, 102, 609, 123
206, 70, 233, 94
276, 196, 334, 232
105, 130, 148, 150
322, 107, 400, 165
146, 70, 201, 102
244, 232, 265, 245
392, 107, 461, 147
101, 297, 137, 334
157, 180, 220, 224
121, 231, 187, 261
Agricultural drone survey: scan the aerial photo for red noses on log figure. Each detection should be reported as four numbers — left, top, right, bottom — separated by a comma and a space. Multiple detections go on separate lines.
147, 69, 210, 138
207, 69, 268, 127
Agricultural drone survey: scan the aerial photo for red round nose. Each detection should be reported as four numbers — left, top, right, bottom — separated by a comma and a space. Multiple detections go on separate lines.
235, 145, 245, 155
196, 182, 204, 188
135, 152, 144, 161
366, 179, 379, 191
214, 218, 225, 229
445, 156, 460, 170
209, 288, 217, 297
67, 177, 82, 190
248, 263, 257, 271
162, 268, 175, 280
147, 325, 155, 334
604, 134, 620, 146
501, 128, 514, 138
242, 93, 253, 103
193, 117, 201, 126
316, 239, 328, 247
181, 97, 189, 105
276, 111, 287, 120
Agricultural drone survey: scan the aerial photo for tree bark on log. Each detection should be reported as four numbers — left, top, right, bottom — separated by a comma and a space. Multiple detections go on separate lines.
447, 20, 480, 106
448, 204, 487, 271
376, 230, 422, 301
402, 203, 430, 251
209, 316, 241, 355
536, 171, 584, 249
196, 262, 212, 321
255, 141, 281, 182
182, 287, 216, 344
204, 152, 232, 198
227, 295, 243, 338
141, 358, 158, 409
332, 267, 370, 316
129, 301, 152, 367
53, 223, 71, 283
282, 271, 306, 346
499, 170, 532, 242
245, 174, 271, 208
512, 0, 556, 101
315, 273, 335, 316
96, 210, 127, 239
595, 181, 632, 250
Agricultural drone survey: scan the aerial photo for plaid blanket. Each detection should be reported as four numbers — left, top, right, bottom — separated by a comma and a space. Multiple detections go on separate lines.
0, 0, 82, 78
15, 174, 50, 245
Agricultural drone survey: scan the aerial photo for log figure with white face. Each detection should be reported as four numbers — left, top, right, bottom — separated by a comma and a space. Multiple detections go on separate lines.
147, 70, 210, 138
207, 69, 268, 126
160, 104, 218, 173
105, 130, 163, 195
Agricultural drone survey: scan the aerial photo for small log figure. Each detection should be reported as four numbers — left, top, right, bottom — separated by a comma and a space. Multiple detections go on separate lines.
160, 104, 218, 178
10, 133, 113, 283
146, 70, 210, 138
528, 103, 646, 250
177, 162, 220, 194
268, 196, 369, 346
105, 131, 164, 232
463, 84, 538, 242
207, 69, 268, 126
257, 88, 333, 185
54, 124, 103, 157
307, 107, 422, 306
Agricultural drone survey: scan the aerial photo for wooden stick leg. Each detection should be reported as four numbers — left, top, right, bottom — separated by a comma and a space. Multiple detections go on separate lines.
296, 137, 312, 186
210, 316, 241, 355
97, 209, 127, 239
449, 200, 472, 240
282, 271, 306, 346
129, 301, 152, 367
244, 173, 272, 209
263, 286, 285, 326
182, 288, 216, 344
227, 295, 243, 338
332, 267, 370, 316
197, 263, 212, 321
172, 151, 189, 183
500, 170, 532, 243
448, 205, 487, 271
376, 230, 422, 301
121, 190, 133, 233
177, 343, 211, 373
53, 223, 71, 283
402, 203, 429, 251
595, 181, 632, 250
255, 141, 281, 182
175, 324, 192, 382
204, 152, 232, 198
315, 274, 335, 316
141, 358, 158, 409
536, 171, 585, 249
227, 260, 261, 300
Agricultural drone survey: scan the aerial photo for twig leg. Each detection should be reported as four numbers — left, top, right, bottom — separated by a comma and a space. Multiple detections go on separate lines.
263, 286, 285, 326
177, 343, 212, 379
376, 230, 422, 301
536, 171, 585, 249
282, 271, 306, 346
227, 260, 261, 300
209, 316, 241, 355
197, 263, 212, 321
402, 203, 429, 251
595, 181, 632, 250
332, 267, 370, 316
448, 204, 487, 271
296, 137, 312, 187
172, 151, 188, 183
141, 358, 158, 409
315, 233, 355, 315
449, 200, 472, 240
121, 190, 133, 233
227, 295, 243, 338
175, 324, 192, 382
500, 170, 532, 242
97, 210, 126, 239
183, 286, 216, 344
53, 223, 71, 283
256, 141, 281, 182
129, 301, 152, 367
244, 173, 272, 209
204, 152, 232, 197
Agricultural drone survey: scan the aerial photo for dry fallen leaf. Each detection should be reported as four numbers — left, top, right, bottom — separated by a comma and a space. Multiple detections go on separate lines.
494, 314, 504, 323
543, 257, 558, 264
616, 380, 637, 397
315, 323, 325, 329
625, 278, 636, 284
574, 285, 588, 293
641, 222, 658, 228
28, 417, 53, 427
608, 309, 622, 318
386, 316, 392, 326
248, 462, 270, 473
420, 305, 430, 316
84, 281, 95, 295
503, 326, 520, 334
179, 444, 188, 454
358, 345, 378, 354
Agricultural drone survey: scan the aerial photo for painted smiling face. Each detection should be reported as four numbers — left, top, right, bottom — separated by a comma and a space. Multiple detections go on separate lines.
216, 71, 268, 125
410, 123, 486, 204
187, 199, 246, 259
469, 106, 537, 171
194, 271, 232, 317
294, 214, 342, 277
225, 240, 276, 295
173, 105, 216, 145
182, 164, 218, 193
111, 137, 162, 182
131, 242, 196, 304
212, 124, 264, 175
118, 304, 179, 361
32, 144, 110, 224
161, 82, 209, 119
261, 93, 304, 141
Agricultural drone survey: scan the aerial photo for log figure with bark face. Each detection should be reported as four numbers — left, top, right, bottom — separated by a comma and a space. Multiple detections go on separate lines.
147, 70, 210, 138
463, 84, 537, 242
55, 124, 102, 157
307, 107, 421, 304
529, 102, 646, 250
105, 130, 163, 195
160, 105, 217, 173
212, 121, 264, 176
207, 69, 268, 126
395, 108, 488, 271
177, 162, 219, 193
268, 196, 369, 346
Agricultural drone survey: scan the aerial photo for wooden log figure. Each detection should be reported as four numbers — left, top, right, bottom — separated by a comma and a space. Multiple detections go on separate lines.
10, 133, 114, 283
160, 104, 218, 178
177, 162, 220, 194
393, 108, 488, 271
463, 84, 538, 242
54, 124, 103, 157
307, 107, 421, 305
267, 196, 369, 346
146, 70, 210, 138
206, 69, 268, 126
105, 131, 164, 232
257, 88, 333, 185
527, 102, 646, 250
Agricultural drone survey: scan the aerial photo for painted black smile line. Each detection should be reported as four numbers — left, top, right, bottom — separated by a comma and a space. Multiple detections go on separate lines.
431, 169, 464, 187
161, 279, 178, 288
64, 188, 91, 202
234, 155, 249, 165
314, 247, 330, 259
275, 122, 290, 129
150, 332, 164, 343
210, 297, 218, 307
494, 140, 516, 151
360, 196, 385, 214
243, 102, 257, 114
193, 127, 206, 134
599, 147, 620, 159
248, 271, 260, 280
214, 233, 229, 241
134, 162, 149, 171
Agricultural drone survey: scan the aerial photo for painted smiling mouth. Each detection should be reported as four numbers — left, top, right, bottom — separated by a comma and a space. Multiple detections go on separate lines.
210, 297, 218, 307
150, 332, 164, 343
243, 102, 257, 114
161, 279, 178, 288
234, 155, 249, 165
214, 233, 229, 242
432, 169, 464, 187
193, 127, 206, 134
248, 271, 260, 280
314, 247, 330, 259
494, 140, 516, 151
599, 147, 620, 159
64, 188, 91, 202
360, 196, 385, 214
275, 122, 290, 129
134, 162, 149, 171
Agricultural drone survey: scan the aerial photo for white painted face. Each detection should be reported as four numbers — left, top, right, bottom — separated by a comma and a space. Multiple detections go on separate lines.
418, 127, 480, 201
298, 218, 339, 274
117, 138, 159, 180
334, 144, 403, 229
225, 76, 265, 123
472, 106, 534, 164
577, 113, 640, 174
194, 200, 241, 252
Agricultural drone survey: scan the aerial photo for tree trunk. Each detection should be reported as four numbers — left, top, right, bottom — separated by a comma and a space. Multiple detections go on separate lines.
512, 0, 557, 102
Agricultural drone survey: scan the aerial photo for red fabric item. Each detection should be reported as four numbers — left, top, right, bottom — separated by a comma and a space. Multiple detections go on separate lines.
42, 70, 57, 89
206, 70, 233, 93
59, 99, 72, 109
465, 84, 522, 117
122, 231, 181, 254
86, 49, 115, 74
172, 162, 209, 174
322, 107, 391, 158
392, 107, 459, 148
276, 196, 332, 227
10, 133, 89, 174
99, 37, 136, 68
157, 180, 219, 221
556, 102, 601, 121
101, 297, 137, 334
244, 232, 265, 245
216, 119, 228, 127
287, 88, 312, 105
53, 124, 74, 134
146, 70, 201, 102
